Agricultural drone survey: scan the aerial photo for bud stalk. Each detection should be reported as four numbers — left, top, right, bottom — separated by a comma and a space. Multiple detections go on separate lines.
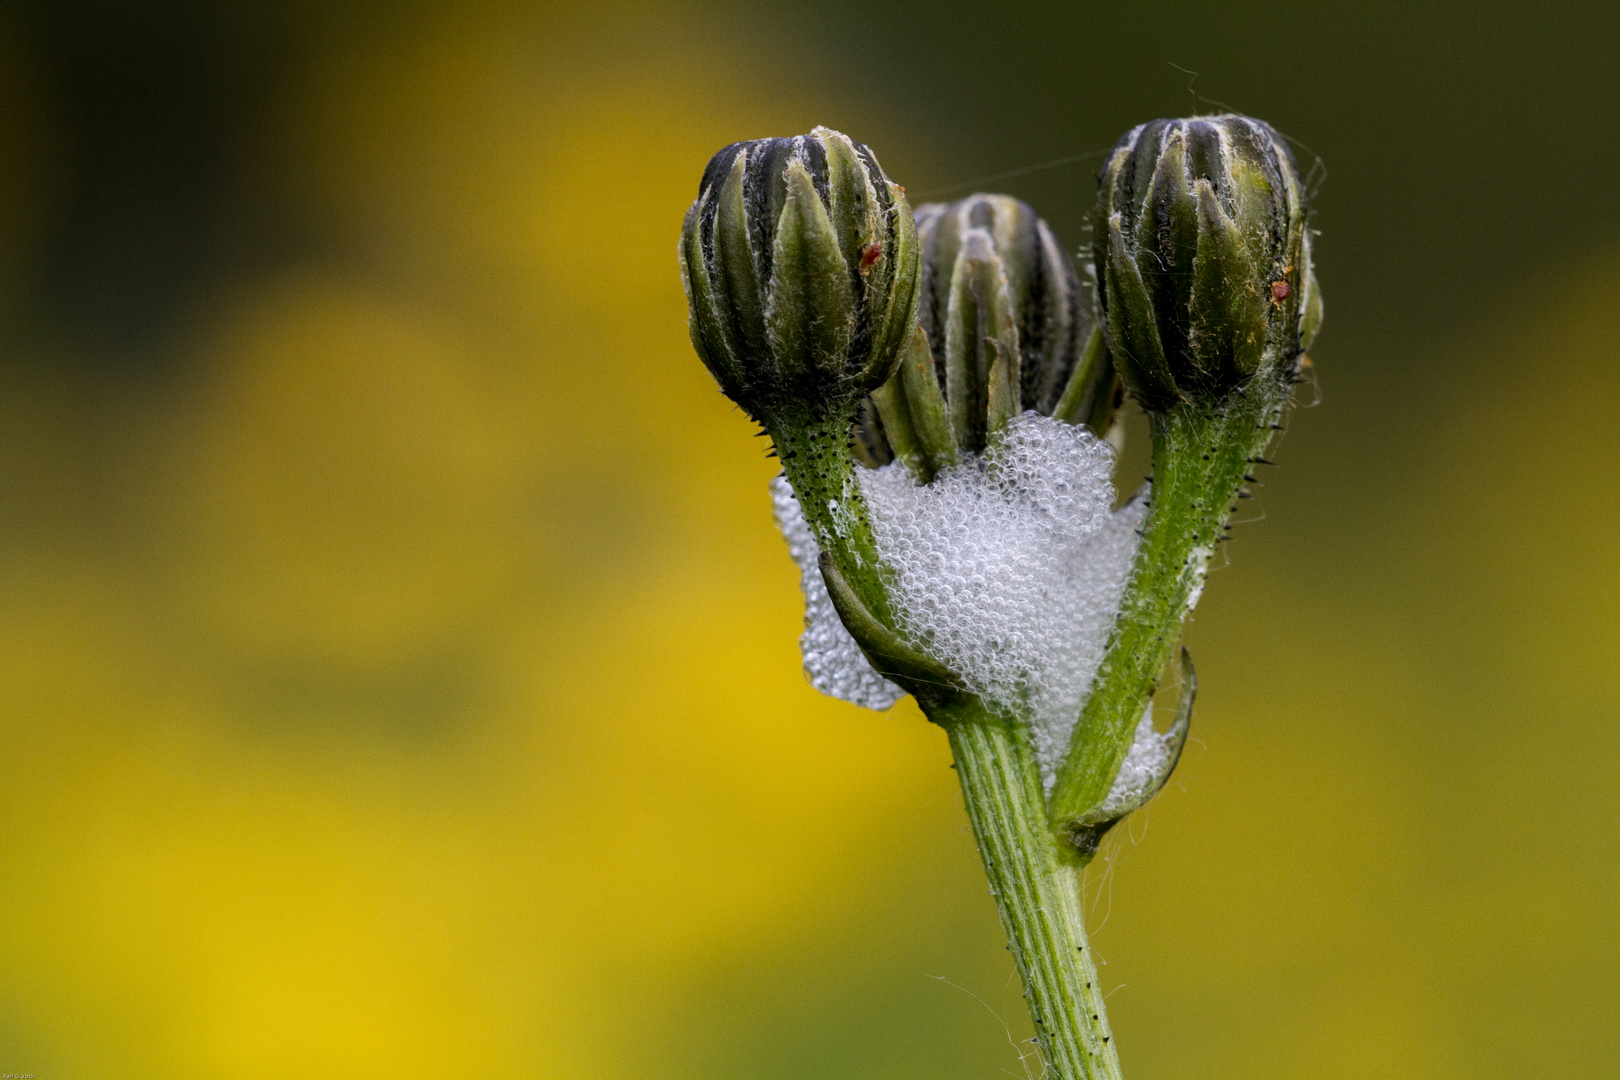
1050, 115, 1320, 841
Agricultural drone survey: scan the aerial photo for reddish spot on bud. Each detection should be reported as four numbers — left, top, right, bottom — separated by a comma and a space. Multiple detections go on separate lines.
1269, 280, 1291, 303
860, 241, 882, 270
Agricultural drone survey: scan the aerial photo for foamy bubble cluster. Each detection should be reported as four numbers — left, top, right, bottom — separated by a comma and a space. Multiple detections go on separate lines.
1098, 703, 1176, 816
771, 413, 1150, 785
857, 412, 1146, 785
771, 476, 905, 711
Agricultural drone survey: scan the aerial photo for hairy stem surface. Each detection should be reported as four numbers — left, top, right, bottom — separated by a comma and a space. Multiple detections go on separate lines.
934, 700, 1124, 1080
768, 405, 895, 626
1049, 382, 1284, 837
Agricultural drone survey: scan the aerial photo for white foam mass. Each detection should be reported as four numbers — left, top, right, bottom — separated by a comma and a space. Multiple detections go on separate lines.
771, 476, 906, 711
860, 412, 1147, 785
1097, 703, 1175, 816
772, 412, 1148, 787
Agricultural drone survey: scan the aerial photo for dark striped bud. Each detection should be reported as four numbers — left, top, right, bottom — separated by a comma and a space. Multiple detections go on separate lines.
679, 127, 921, 424
1094, 115, 1322, 412
856, 194, 1121, 480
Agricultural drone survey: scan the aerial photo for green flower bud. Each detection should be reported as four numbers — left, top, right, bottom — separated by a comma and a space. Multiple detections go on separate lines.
679, 127, 921, 424
858, 194, 1121, 480
1094, 115, 1321, 412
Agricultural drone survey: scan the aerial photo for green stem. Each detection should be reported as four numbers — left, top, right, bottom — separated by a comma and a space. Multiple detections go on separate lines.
768, 404, 895, 624
933, 700, 1124, 1080
1049, 383, 1284, 839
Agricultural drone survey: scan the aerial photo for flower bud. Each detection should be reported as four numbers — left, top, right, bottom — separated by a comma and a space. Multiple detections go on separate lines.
1094, 115, 1321, 411
679, 127, 921, 423
861, 194, 1120, 480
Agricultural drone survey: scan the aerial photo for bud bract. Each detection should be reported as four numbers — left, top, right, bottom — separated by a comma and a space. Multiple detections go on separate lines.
1094, 115, 1321, 411
679, 127, 921, 423
860, 194, 1120, 480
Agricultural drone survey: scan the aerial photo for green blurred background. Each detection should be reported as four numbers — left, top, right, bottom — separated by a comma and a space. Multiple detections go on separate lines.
0, 1, 1616, 1077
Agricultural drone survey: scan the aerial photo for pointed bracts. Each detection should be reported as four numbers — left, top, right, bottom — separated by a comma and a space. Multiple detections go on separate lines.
679, 127, 922, 424
858, 194, 1121, 481
1094, 115, 1322, 412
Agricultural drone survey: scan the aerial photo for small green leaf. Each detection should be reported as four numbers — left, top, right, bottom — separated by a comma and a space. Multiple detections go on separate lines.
1025, 221, 1084, 413
680, 196, 747, 396
817, 126, 890, 344
1190, 179, 1266, 381
1064, 647, 1197, 857
818, 551, 966, 703
945, 230, 1020, 453
869, 372, 921, 476
898, 325, 955, 479
1142, 131, 1199, 335
1104, 212, 1179, 410
873, 325, 955, 482
985, 336, 1018, 436
818, 127, 878, 267
1052, 326, 1122, 441
868, 180, 920, 386
767, 156, 856, 388
713, 150, 767, 362
943, 236, 980, 451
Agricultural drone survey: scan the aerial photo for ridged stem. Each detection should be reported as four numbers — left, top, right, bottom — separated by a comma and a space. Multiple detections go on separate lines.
931, 700, 1124, 1080
767, 404, 895, 625
1049, 380, 1285, 837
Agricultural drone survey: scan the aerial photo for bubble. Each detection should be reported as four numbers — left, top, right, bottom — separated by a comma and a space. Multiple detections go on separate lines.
859, 413, 1145, 787
773, 413, 1148, 786
771, 476, 905, 711
1097, 703, 1176, 815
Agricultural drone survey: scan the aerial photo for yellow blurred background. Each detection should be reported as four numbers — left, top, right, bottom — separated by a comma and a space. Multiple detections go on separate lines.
0, 2, 1616, 1077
